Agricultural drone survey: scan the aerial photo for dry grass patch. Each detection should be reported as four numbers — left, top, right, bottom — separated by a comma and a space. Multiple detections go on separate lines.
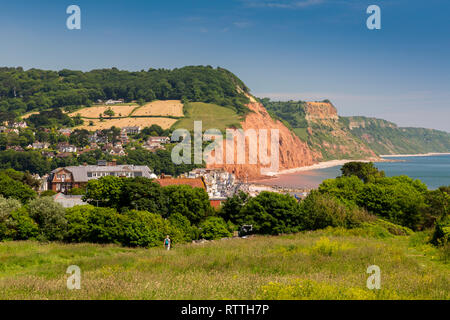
133, 100, 184, 117
69, 105, 137, 119
76, 117, 177, 131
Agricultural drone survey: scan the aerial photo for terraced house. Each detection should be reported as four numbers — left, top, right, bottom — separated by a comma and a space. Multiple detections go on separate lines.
48, 161, 153, 193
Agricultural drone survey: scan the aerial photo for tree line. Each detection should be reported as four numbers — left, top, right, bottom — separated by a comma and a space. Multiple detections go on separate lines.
0, 66, 250, 123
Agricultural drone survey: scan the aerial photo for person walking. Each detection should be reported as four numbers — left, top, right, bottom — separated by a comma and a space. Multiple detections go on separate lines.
164, 235, 171, 250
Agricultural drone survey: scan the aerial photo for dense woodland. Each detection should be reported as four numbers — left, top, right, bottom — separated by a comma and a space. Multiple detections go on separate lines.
0, 66, 250, 123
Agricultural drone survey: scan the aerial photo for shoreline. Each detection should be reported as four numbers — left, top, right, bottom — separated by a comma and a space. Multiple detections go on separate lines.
257, 158, 389, 178
380, 152, 450, 157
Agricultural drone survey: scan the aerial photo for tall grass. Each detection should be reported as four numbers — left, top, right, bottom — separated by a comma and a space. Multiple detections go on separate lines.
0, 229, 448, 300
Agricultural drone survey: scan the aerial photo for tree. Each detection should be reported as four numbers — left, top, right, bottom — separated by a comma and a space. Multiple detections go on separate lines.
0, 173, 37, 203
103, 107, 115, 119
163, 185, 213, 224
28, 197, 67, 241
237, 192, 303, 235
220, 191, 249, 223
119, 177, 167, 214
340, 162, 385, 183
83, 176, 124, 209
199, 216, 232, 240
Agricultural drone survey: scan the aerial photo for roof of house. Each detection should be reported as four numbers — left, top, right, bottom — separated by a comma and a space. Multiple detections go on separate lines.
51, 165, 152, 182
155, 178, 206, 190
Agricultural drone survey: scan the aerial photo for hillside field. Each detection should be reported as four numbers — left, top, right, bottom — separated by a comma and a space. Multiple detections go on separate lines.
0, 228, 448, 300
69, 104, 138, 119
133, 100, 184, 117
172, 102, 243, 132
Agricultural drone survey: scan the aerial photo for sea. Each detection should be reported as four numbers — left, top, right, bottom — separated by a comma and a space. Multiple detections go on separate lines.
256, 154, 450, 190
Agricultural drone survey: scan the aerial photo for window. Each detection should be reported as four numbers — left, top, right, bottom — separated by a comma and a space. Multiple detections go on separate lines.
87, 172, 92, 177
135, 172, 142, 177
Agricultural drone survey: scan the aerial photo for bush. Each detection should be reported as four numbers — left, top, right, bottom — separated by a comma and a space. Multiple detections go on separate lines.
40, 190, 57, 197
299, 191, 374, 231
28, 197, 67, 241
8, 207, 39, 240
237, 192, 303, 235
431, 215, 450, 246
65, 205, 191, 248
168, 212, 196, 243
68, 187, 85, 195
0, 173, 37, 203
199, 216, 232, 240
0, 196, 24, 240
163, 185, 213, 224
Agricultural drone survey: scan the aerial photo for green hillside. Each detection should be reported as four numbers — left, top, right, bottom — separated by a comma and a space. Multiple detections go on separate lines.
0, 66, 250, 124
344, 116, 450, 155
172, 102, 243, 132
262, 99, 378, 160
262, 99, 450, 159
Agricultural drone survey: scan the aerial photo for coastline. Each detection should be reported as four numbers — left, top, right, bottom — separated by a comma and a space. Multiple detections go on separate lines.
261, 158, 387, 178
379, 152, 450, 157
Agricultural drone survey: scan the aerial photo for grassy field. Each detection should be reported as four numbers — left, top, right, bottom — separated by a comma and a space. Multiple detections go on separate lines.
172, 102, 243, 132
132, 100, 184, 117
69, 105, 138, 118
0, 228, 448, 300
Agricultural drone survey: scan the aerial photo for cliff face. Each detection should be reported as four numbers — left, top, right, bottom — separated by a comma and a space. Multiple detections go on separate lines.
206, 95, 321, 179
304, 102, 338, 121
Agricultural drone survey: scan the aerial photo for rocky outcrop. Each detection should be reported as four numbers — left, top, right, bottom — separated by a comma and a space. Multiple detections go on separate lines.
304, 102, 338, 121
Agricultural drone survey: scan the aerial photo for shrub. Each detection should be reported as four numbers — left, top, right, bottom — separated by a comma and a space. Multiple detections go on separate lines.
40, 190, 57, 197
431, 215, 450, 246
237, 192, 303, 235
122, 210, 169, 247
168, 212, 196, 243
199, 216, 232, 240
0, 196, 24, 240
299, 191, 373, 231
65, 205, 191, 248
8, 207, 39, 240
0, 173, 37, 203
68, 187, 85, 195
163, 185, 213, 224
28, 197, 67, 241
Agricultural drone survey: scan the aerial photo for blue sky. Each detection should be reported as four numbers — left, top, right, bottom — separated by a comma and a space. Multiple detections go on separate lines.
1, 0, 449, 131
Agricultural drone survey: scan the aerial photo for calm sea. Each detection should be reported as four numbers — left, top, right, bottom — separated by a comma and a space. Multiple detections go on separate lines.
256, 154, 450, 190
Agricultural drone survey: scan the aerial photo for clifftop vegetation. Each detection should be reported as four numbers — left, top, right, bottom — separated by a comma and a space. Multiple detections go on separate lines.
0, 66, 250, 123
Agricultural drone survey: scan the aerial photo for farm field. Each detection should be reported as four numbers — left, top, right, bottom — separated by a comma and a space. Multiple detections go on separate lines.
172, 102, 243, 132
133, 100, 184, 117
69, 105, 138, 119
0, 228, 448, 300
75, 117, 177, 131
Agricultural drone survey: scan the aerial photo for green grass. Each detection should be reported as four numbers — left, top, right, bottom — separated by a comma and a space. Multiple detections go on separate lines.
0, 228, 448, 300
172, 102, 242, 132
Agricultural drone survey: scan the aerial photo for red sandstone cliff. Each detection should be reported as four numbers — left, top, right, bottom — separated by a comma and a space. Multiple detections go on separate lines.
206, 95, 321, 180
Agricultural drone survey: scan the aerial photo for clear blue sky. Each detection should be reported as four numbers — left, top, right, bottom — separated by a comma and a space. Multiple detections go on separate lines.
1, 0, 449, 131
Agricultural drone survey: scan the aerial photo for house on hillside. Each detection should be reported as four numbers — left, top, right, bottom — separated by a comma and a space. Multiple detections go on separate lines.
148, 136, 170, 144
123, 126, 141, 135
48, 161, 153, 193
58, 128, 72, 136
57, 142, 77, 153
30, 142, 50, 150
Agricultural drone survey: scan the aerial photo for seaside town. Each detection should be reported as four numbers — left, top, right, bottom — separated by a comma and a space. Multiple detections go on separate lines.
0, 119, 311, 210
